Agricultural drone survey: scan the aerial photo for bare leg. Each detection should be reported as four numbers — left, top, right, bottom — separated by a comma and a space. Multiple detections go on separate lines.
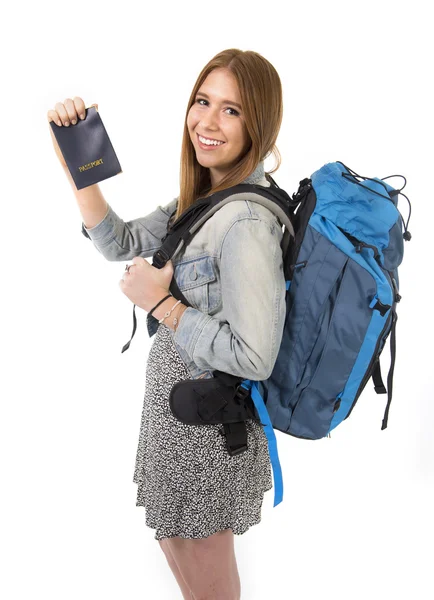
167, 528, 241, 600
231, 542, 241, 600
159, 538, 194, 599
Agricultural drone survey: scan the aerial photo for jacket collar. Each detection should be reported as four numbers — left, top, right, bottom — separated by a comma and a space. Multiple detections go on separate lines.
241, 161, 265, 185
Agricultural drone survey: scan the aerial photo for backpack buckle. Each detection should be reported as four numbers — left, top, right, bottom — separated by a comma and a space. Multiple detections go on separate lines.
223, 422, 248, 456
291, 178, 312, 203
372, 299, 391, 317
153, 248, 170, 268
234, 383, 251, 404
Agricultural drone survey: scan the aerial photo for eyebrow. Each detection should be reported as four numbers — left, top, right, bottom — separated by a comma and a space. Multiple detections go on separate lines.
195, 92, 242, 110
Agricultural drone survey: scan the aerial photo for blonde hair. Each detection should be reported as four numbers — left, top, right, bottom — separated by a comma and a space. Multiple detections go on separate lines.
173, 48, 283, 224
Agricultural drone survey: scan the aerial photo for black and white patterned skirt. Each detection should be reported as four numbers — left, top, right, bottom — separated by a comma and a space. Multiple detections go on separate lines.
133, 323, 273, 541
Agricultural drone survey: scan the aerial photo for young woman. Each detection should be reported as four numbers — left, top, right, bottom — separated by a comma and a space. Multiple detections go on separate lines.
48, 48, 286, 600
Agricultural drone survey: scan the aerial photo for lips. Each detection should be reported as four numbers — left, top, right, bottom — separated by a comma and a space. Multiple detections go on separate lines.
197, 133, 226, 144
196, 134, 226, 152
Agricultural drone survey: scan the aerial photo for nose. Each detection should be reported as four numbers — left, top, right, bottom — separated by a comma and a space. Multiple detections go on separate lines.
199, 106, 220, 131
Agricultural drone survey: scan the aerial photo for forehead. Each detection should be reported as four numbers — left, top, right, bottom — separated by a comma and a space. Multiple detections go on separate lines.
198, 68, 241, 101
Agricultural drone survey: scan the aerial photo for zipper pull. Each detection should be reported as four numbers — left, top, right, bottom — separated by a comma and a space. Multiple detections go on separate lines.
291, 260, 308, 270
356, 241, 380, 260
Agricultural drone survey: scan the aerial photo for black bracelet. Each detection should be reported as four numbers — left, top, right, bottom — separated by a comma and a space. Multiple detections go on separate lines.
148, 293, 173, 317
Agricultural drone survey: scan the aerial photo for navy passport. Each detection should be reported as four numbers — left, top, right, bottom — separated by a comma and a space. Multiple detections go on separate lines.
50, 106, 122, 190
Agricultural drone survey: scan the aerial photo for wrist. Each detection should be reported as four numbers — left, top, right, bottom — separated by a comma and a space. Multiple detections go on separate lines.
151, 296, 187, 330
150, 294, 174, 320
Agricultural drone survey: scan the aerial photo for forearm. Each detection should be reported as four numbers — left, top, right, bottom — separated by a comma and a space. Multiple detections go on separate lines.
171, 306, 284, 381
146, 293, 267, 376
63, 165, 109, 228
80, 192, 178, 262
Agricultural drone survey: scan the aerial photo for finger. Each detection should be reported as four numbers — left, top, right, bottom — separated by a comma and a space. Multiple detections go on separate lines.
54, 102, 72, 127
47, 109, 62, 127
132, 256, 146, 267
63, 98, 79, 125
72, 96, 87, 121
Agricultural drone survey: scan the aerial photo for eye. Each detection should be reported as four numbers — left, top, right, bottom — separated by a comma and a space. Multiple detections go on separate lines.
226, 107, 240, 116
195, 98, 239, 116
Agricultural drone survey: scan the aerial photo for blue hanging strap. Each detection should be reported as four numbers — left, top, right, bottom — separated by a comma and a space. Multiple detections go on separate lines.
240, 380, 284, 507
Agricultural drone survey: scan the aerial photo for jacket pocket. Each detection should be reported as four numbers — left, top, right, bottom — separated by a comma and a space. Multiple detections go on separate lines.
174, 255, 221, 313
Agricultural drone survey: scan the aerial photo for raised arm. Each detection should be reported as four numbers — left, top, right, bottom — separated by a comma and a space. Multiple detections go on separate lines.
80, 194, 178, 261
51, 99, 177, 262
64, 163, 177, 261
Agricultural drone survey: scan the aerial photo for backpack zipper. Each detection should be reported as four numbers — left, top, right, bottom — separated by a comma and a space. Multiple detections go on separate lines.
337, 227, 381, 263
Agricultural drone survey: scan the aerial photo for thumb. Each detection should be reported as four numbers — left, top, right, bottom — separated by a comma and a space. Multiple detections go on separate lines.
160, 260, 174, 279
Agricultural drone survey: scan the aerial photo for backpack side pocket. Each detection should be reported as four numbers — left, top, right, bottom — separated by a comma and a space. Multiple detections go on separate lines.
288, 257, 377, 438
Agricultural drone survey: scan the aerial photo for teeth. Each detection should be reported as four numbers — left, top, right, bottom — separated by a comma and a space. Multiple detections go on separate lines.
199, 135, 224, 146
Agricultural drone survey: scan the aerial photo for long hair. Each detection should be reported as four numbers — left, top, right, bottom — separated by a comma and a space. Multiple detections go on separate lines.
172, 48, 283, 224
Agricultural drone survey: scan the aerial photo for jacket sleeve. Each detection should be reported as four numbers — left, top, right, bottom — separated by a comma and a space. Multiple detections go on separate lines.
173, 217, 287, 381
80, 197, 178, 261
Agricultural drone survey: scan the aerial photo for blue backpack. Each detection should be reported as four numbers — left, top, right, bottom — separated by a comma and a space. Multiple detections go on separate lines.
122, 161, 412, 508
240, 161, 412, 506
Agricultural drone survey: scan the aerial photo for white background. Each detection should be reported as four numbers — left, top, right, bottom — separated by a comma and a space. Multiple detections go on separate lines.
1, 1, 432, 598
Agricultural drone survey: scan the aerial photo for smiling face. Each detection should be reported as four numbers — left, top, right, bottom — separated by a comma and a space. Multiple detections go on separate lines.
187, 68, 250, 188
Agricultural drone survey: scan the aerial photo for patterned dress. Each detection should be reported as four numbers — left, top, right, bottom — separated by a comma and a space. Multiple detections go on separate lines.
133, 323, 273, 541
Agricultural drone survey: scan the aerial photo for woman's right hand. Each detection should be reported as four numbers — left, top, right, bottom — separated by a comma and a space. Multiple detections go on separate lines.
47, 97, 98, 167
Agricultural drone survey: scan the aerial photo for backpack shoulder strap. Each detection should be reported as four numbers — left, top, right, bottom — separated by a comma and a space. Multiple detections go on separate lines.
173, 184, 295, 264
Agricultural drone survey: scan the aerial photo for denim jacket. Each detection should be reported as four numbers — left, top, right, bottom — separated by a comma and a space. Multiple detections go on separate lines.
81, 161, 287, 382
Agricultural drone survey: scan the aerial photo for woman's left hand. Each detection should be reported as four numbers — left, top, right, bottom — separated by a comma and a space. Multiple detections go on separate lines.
119, 257, 174, 311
